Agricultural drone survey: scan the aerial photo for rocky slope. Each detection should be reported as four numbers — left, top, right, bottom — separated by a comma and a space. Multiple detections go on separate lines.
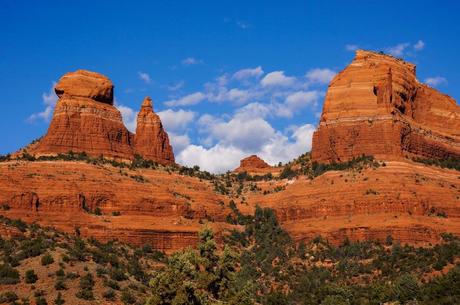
312, 50, 460, 163
31, 70, 174, 165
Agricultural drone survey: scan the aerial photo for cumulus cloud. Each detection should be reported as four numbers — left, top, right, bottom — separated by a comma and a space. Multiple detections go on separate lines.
165, 92, 207, 107
169, 133, 191, 154
305, 68, 336, 84
116, 104, 138, 132
182, 57, 201, 66
138, 71, 151, 84
177, 120, 316, 173
28, 83, 58, 123
158, 109, 196, 132
233, 66, 264, 80
425, 76, 447, 87
413, 40, 425, 51
261, 71, 296, 87
280, 90, 323, 118
386, 42, 410, 57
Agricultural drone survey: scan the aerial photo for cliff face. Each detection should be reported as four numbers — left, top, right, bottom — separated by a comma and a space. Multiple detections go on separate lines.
312, 50, 460, 163
134, 97, 175, 165
34, 70, 134, 159
31, 70, 175, 164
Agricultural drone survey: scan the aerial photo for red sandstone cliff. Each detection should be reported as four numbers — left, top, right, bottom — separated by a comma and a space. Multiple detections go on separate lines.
134, 97, 175, 165
31, 70, 175, 165
312, 50, 460, 163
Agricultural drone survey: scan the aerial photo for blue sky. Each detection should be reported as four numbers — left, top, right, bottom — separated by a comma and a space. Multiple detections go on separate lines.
1, 1, 459, 172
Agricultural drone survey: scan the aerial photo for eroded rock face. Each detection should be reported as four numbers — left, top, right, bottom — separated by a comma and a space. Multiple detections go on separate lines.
33, 70, 134, 159
234, 155, 271, 173
312, 50, 460, 163
134, 97, 175, 165
32, 70, 175, 164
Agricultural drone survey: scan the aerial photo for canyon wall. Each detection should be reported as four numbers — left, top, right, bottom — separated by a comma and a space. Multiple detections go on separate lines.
312, 50, 460, 163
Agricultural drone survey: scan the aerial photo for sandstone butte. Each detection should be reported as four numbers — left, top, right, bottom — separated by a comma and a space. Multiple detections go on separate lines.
312, 50, 460, 163
1, 52, 460, 253
234, 155, 273, 173
30, 69, 175, 165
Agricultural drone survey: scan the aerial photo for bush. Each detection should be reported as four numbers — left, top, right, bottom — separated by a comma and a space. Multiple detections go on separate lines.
25, 269, 38, 283
54, 279, 67, 290
41, 253, 54, 266
0, 264, 20, 284
121, 289, 136, 304
75, 289, 94, 300
0, 291, 18, 303
54, 292, 65, 305
35, 296, 48, 305
103, 289, 116, 301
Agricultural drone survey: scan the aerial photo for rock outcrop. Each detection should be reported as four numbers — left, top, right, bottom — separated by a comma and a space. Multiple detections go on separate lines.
134, 97, 175, 165
312, 50, 460, 163
234, 155, 271, 173
31, 70, 175, 164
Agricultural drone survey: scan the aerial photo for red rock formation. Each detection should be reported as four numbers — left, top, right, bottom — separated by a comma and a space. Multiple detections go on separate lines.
134, 97, 175, 165
33, 70, 134, 159
312, 50, 460, 163
234, 155, 271, 173
31, 70, 175, 164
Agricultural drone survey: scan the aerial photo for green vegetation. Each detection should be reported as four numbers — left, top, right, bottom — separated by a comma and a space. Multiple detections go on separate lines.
40, 252, 54, 266
413, 156, 460, 171
25, 269, 38, 283
1, 206, 460, 304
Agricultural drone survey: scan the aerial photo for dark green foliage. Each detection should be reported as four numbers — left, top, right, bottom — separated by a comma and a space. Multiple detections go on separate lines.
35, 296, 47, 305
76, 273, 95, 300
279, 166, 296, 180
54, 278, 67, 290
54, 292, 65, 305
41, 253, 54, 266
0, 291, 18, 303
25, 269, 38, 283
121, 289, 136, 304
0, 264, 20, 284
414, 156, 460, 171
103, 289, 116, 301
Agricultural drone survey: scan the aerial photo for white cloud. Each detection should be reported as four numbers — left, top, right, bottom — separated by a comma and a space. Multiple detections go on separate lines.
116, 104, 138, 132
233, 66, 264, 80
28, 82, 58, 123
158, 109, 196, 132
138, 71, 151, 84
261, 71, 296, 87
165, 92, 206, 107
177, 122, 317, 173
346, 44, 359, 51
182, 57, 201, 66
413, 40, 425, 51
386, 42, 410, 57
178, 144, 246, 173
169, 133, 191, 154
305, 68, 336, 84
281, 90, 322, 117
425, 76, 447, 87
167, 81, 185, 91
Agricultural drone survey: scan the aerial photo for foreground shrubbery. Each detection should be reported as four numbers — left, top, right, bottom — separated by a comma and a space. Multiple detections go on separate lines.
413, 156, 460, 171
1, 206, 460, 304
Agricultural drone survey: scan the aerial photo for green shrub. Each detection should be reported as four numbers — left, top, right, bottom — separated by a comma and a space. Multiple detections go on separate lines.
54, 279, 67, 290
25, 269, 38, 283
0, 291, 18, 303
54, 292, 65, 305
0, 264, 20, 284
121, 289, 136, 304
35, 296, 47, 305
41, 253, 54, 266
103, 289, 116, 301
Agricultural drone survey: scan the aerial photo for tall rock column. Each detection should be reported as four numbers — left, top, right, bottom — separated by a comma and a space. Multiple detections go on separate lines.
134, 97, 175, 165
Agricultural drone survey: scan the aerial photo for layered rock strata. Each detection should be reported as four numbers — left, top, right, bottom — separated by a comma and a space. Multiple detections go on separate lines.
312, 50, 460, 163
134, 97, 175, 165
31, 70, 174, 164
